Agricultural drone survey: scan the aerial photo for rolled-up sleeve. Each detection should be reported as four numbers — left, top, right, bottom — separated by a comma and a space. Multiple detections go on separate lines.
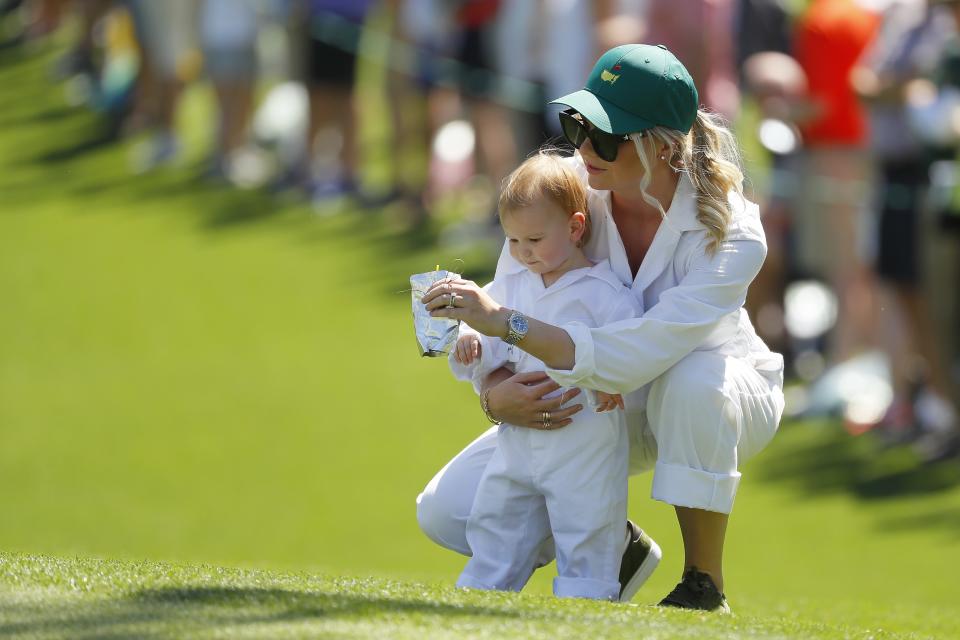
545, 236, 766, 394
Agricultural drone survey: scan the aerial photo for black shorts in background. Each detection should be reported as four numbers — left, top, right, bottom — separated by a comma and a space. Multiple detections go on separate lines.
876, 160, 930, 286
308, 36, 358, 87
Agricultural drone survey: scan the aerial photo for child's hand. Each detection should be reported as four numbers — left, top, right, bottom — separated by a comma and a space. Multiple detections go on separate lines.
595, 391, 624, 412
454, 334, 482, 364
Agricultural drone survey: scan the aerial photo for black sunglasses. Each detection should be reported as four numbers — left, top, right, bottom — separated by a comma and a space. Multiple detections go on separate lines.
559, 110, 634, 162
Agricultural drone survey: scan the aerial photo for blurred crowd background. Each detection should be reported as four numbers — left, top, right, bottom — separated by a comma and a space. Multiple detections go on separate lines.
2, 0, 959, 465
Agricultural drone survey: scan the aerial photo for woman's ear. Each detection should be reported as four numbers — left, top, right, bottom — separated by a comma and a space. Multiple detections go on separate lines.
570, 211, 587, 244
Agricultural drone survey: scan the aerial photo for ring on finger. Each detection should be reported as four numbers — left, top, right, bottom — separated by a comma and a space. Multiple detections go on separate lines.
541, 410, 552, 429
446, 293, 457, 309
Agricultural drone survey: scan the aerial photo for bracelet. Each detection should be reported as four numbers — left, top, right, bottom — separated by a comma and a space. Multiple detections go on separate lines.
480, 388, 501, 425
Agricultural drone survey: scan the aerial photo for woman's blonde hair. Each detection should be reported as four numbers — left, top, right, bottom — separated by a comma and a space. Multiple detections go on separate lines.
499, 151, 592, 246
628, 110, 744, 254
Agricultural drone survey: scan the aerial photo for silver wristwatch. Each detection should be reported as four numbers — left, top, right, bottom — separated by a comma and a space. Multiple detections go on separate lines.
504, 310, 529, 345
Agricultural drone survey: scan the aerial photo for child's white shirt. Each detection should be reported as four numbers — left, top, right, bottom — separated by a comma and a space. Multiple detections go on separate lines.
449, 259, 643, 406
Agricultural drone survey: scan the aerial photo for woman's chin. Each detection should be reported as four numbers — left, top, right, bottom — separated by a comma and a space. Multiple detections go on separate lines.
586, 173, 611, 191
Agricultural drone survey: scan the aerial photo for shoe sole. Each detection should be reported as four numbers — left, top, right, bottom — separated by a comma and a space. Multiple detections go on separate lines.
618, 537, 662, 602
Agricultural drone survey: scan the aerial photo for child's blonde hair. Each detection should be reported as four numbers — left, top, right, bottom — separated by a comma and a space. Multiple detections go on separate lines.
498, 151, 592, 247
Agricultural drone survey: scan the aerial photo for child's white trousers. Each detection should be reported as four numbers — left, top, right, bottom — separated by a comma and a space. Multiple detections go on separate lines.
418, 351, 784, 582
455, 408, 628, 601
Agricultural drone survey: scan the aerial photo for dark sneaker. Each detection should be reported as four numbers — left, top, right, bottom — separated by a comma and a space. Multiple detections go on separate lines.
659, 567, 731, 613
618, 520, 662, 602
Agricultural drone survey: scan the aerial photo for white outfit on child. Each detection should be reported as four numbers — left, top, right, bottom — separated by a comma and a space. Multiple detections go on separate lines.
449, 260, 642, 601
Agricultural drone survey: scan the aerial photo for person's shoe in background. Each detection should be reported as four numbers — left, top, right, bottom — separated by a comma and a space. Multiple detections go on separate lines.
913, 389, 960, 463
130, 132, 179, 174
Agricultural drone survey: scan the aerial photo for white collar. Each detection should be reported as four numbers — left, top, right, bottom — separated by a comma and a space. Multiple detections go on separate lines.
537, 258, 623, 292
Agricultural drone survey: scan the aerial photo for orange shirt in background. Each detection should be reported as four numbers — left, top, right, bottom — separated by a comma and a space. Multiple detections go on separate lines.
794, 0, 881, 146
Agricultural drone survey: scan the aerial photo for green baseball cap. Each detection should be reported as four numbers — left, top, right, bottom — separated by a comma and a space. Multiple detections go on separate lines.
550, 44, 699, 135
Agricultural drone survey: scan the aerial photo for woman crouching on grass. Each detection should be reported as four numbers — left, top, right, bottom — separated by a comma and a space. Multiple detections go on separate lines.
419, 44, 785, 612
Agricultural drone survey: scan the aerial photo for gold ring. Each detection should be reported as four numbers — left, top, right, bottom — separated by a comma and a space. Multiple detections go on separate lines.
446, 293, 456, 309
542, 410, 552, 429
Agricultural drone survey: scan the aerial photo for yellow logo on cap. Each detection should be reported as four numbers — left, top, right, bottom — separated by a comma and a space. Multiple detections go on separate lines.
600, 69, 620, 84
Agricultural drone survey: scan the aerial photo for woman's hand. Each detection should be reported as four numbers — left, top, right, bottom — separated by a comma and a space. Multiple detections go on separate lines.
423, 277, 509, 338
486, 371, 583, 430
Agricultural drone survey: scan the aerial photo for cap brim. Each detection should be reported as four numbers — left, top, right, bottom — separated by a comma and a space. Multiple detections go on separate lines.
550, 89, 654, 135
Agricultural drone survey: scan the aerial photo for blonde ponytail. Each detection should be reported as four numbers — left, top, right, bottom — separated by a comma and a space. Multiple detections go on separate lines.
628, 109, 745, 254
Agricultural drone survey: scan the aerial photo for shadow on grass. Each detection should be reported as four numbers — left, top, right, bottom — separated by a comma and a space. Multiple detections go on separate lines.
14, 100, 120, 166
757, 422, 960, 500
0, 585, 523, 637
324, 210, 500, 293
29, 124, 118, 164
0, 103, 76, 129
876, 507, 960, 540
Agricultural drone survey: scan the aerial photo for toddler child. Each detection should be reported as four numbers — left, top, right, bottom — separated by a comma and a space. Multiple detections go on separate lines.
448, 152, 643, 600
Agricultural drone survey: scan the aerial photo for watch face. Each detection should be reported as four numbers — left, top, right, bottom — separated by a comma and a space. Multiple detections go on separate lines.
510, 314, 528, 334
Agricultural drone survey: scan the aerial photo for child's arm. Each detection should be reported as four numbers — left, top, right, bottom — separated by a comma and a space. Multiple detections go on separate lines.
449, 325, 510, 394
594, 391, 625, 412
447, 277, 512, 394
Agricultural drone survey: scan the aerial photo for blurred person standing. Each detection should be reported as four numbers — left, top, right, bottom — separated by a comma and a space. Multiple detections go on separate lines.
383, 0, 518, 225
501, 0, 646, 139
791, 0, 881, 364
199, 0, 260, 183
449, 0, 516, 195
441, 0, 646, 223
380, 0, 454, 224
51, 0, 112, 79
126, 0, 199, 172
643, 0, 740, 120
20, 0, 69, 40
296, 0, 376, 203
735, 1, 802, 359
854, 0, 959, 455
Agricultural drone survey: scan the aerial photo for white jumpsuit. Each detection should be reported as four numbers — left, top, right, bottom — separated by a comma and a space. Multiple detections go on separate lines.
450, 261, 643, 601
418, 159, 785, 589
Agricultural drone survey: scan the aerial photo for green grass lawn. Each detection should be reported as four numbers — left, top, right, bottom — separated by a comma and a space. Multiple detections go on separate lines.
0, 552, 933, 640
1, 43, 959, 639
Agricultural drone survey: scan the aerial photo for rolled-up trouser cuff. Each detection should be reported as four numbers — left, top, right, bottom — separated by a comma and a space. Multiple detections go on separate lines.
456, 573, 503, 591
651, 461, 741, 514
553, 576, 620, 601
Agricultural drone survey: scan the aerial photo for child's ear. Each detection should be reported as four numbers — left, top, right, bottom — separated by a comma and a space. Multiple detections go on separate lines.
570, 211, 587, 244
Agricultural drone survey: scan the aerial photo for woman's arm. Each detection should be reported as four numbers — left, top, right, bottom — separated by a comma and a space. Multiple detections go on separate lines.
546, 237, 767, 394
424, 280, 585, 429
422, 278, 577, 369
481, 369, 584, 429
425, 235, 766, 395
